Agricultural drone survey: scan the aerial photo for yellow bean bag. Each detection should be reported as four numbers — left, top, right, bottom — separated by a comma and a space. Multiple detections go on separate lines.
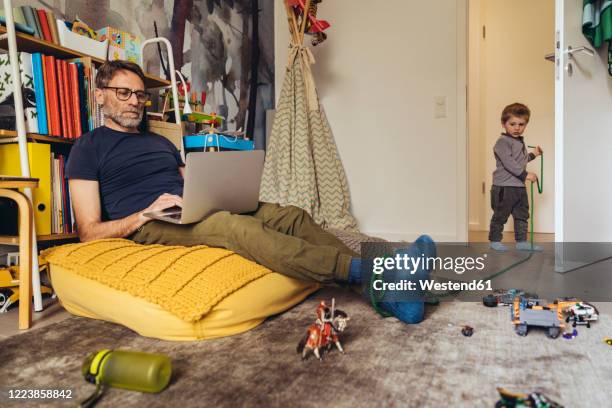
43, 239, 319, 341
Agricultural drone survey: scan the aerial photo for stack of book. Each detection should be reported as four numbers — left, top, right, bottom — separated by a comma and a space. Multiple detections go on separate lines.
0, 6, 62, 42
0, 144, 75, 236
51, 152, 74, 234
0, 51, 101, 138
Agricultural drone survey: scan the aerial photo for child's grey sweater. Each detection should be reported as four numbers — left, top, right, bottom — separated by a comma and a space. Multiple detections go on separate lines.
492, 133, 536, 187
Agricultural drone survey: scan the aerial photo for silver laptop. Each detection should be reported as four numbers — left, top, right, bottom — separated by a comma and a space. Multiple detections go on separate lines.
143, 150, 265, 224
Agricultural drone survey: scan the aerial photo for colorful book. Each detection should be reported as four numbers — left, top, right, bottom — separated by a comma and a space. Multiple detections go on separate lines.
63, 61, 74, 137
41, 55, 51, 132
12, 7, 27, 26
35, 9, 52, 42
45, 10, 59, 45
68, 57, 97, 132
31, 53, 48, 134
0, 52, 39, 133
56, 59, 68, 137
44, 55, 61, 136
59, 155, 68, 232
75, 62, 88, 134
0, 16, 35, 36
30, 7, 43, 40
20, 6, 41, 39
68, 63, 82, 137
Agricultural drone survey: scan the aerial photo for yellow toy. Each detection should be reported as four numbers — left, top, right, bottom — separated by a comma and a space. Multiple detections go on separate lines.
0, 261, 53, 313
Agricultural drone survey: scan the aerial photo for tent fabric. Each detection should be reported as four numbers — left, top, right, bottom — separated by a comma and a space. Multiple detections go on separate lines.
259, 44, 357, 231
583, 0, 612, 75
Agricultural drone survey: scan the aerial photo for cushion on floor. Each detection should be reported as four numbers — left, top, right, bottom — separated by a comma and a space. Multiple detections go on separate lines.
42, 239, 319, 341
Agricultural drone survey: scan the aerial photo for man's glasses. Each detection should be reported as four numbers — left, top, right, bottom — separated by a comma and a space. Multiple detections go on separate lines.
103, 86, 151, 103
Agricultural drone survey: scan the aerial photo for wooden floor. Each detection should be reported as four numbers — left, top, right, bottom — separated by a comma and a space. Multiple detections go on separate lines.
0, 297, 70, 339
469, 230, 555, 243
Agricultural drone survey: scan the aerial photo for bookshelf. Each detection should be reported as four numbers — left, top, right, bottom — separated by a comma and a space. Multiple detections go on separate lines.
0, 129, 74, 144
0, 13, 173, 244
0, 26, 171, 89
0, 232, 77, 245
1, 1, 183, 320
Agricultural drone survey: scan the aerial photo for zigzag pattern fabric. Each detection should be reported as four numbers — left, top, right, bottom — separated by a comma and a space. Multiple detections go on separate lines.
260, 49, 357, 231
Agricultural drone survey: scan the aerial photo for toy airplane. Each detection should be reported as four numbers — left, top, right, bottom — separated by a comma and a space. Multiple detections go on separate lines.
287, 0, 331, 34
183, 112, 224, 127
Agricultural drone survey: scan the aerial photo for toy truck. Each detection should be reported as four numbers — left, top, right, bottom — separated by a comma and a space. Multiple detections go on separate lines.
511, 297, 565, 339
483, 289, 538, 307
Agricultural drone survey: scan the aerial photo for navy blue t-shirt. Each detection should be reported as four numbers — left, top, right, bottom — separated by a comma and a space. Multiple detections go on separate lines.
65, 126, 184, 221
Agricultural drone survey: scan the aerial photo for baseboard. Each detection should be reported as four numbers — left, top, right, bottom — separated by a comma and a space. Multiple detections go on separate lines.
469, 222, 482, 231
361, 231, 459, 242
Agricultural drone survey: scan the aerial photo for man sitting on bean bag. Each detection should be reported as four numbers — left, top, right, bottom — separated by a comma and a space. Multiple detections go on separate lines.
66, 60, 436, 324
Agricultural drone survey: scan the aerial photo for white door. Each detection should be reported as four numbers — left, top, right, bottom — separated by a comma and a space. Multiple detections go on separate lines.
555, 0, 612, 271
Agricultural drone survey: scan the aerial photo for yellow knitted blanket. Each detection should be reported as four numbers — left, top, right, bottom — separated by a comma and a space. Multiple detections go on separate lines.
41, 239, 271, 322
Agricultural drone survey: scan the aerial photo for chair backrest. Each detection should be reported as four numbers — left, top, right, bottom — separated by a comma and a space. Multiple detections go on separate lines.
147, 120, 185, 153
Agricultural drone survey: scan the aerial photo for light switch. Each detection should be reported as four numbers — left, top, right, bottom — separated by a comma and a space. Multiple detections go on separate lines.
434, 96, 447, 119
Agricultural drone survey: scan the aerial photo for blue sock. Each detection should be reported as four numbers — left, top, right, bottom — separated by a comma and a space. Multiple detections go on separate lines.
378, 234, 437, 324
348, 258, 362, 284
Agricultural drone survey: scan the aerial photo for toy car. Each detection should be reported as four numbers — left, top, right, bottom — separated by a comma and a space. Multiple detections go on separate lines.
511, 297, 565, 339
495, 387, 564, 408
563, 301, 598, 328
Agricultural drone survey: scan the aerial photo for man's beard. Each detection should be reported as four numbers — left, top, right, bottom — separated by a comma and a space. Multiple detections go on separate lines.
105, 107, 143, 129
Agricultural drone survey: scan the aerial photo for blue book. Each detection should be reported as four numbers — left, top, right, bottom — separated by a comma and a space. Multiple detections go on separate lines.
31, 53, 48, 134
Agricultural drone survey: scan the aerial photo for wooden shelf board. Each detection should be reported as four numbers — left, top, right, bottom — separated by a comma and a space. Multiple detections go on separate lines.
0, 26, 170, 88
0, 232, 78, 245
0, 130, 74, 144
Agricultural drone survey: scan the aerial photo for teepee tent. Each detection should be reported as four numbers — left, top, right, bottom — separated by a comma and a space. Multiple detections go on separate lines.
583, 0, 612, 75
259, 0, 357, 231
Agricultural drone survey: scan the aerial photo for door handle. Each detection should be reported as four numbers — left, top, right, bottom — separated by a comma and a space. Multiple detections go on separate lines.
563, 46, 595, 77
564, 46, 595, 57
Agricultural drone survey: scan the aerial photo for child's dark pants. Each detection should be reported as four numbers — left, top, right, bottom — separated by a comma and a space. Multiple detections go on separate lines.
489, 186, 529, 242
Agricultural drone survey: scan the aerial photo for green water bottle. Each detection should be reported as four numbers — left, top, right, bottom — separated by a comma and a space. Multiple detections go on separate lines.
82, 349, 172, 393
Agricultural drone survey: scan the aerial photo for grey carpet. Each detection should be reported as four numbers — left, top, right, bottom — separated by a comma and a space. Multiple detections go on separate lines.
1, 288, 611, 407
2, 232, 612, 407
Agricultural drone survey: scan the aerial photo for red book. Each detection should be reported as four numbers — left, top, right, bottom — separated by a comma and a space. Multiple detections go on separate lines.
68, 64, 82, 137
41, 56, 52, 133
44, 55, 61, 136
62, 61, 74, 138
56, 60, 68, 138
36, 9, 52, 42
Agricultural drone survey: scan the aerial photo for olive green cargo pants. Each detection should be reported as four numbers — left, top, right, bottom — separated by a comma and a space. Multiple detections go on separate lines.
129, 203, 356, 283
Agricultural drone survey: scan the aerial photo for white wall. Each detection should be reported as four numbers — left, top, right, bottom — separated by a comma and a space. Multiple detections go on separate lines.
274, 0, 467, 241
559, 1, 612, 242
468, 0, 556, 233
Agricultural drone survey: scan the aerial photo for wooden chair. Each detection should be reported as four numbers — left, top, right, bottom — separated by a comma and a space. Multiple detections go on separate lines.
0, 176, 37, 329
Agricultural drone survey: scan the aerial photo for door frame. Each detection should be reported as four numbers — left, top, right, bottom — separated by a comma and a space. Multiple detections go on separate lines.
457, 0, 469, 242
554, 0, 564, 242
465, 0, 557, 237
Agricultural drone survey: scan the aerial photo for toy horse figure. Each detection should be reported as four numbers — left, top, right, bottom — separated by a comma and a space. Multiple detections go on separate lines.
297, 300, 350, 360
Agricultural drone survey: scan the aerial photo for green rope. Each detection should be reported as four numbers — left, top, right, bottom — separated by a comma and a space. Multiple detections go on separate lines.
369, 149, 545, 310
369, 264, 392, 317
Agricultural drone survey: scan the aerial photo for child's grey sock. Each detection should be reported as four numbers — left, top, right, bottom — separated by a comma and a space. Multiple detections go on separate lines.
516, 241, 542, 252
489, 242, 508, 252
